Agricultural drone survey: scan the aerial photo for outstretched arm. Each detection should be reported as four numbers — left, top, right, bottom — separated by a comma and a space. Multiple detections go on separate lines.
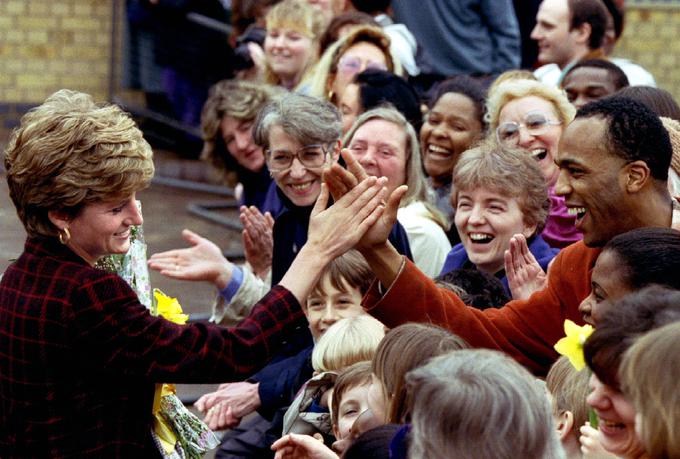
148, 229, 233, 289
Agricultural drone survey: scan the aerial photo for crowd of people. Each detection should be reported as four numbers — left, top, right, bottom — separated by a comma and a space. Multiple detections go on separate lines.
3, 0, 680, 458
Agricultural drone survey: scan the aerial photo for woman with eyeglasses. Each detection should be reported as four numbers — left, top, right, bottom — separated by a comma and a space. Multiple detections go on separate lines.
305, 25, 403, 105
485, 78, 580, 248
150, 94, 412, 324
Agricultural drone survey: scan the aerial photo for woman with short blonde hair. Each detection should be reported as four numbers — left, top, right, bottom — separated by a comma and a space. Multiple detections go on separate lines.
486, 78, 576, 130
2, 89, 379, 456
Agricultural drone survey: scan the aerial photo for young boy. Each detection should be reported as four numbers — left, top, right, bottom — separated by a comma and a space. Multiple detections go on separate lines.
331, 361, 373, 442
199, 250, 375, 456
271, 361, 374, 458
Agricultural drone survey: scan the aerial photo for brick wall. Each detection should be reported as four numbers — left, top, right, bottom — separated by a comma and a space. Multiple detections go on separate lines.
614, 4, 680, 103
0, 0, 120, 143
1, 1, 680, 145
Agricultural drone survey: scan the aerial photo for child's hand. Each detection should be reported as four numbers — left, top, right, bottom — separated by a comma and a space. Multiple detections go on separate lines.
271, 433, 338, 459
580, 422, 618, 459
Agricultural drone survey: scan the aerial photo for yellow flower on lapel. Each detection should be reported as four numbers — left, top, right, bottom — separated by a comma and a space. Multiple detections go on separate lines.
153, 288, 189, 325
554, 320, 594, 371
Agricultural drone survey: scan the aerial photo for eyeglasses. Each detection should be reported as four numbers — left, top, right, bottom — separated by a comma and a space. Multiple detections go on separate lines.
266, 143, 333, 171
496, 111, 561, 145
337, 56, 388, 75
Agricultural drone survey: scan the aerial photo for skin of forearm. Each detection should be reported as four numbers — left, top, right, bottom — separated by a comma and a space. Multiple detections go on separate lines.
278, 243, 335, 305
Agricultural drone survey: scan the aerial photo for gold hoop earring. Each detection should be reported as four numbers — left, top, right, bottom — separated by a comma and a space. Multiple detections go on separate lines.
58, 228, 71, 245
327, 90, 335, 102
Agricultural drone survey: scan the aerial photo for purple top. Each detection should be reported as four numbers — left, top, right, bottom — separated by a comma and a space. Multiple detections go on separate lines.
541, 186, 583, 249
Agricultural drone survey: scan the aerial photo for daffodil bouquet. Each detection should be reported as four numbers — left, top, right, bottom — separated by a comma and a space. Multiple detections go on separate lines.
97, 203, 218, 458
151, 290, 219, 459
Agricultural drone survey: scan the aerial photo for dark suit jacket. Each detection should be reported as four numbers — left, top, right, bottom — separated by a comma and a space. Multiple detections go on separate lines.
0, 237, 305, 458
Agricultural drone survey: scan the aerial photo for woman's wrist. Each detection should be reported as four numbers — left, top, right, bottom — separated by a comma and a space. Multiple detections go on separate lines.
213, 261, 234, 290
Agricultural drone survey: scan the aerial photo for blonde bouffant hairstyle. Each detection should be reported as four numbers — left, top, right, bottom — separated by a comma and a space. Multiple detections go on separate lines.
620, 321, 680, 459
4, 89, 154, 238
485, 79, 576, 132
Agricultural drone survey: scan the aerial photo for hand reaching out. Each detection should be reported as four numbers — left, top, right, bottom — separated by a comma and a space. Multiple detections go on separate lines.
148, 229, 233, 289
195, 381, 261, 431
272, 433, 338, 459
323, 149, 407, 252
240, 206, 274, 279
504, 234, 548, 300
306, 176, 388, 260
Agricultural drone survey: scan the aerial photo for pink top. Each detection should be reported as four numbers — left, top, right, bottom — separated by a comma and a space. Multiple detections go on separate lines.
541, 186, 583, 249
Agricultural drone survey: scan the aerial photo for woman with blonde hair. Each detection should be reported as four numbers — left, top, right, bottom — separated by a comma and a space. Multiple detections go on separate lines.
344, 105, 451, 276
262, 0, 326, 90
485, 78, 579, 248
306, 25, 402, 104
0, 89, 386, 457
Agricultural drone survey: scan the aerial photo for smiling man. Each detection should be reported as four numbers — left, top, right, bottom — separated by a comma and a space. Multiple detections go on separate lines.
340, 96, 680, 375
532, 0, 609, 87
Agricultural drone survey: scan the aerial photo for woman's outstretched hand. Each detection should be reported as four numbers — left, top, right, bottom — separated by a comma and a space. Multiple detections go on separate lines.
148, 229, 233, 290
278, 176, 388, 303
505, 234, 547, 300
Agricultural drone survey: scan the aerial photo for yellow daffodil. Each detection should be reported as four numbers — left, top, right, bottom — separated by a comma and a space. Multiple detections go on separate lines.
554, 320, 594, 371
153, 288, 189, 325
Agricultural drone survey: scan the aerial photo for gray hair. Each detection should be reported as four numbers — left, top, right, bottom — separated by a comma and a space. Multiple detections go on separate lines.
253, 93, 342, 150
406, 349, 565, 459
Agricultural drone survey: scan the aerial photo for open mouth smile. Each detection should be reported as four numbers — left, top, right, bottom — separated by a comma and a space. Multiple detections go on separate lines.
468, 232, 494, 244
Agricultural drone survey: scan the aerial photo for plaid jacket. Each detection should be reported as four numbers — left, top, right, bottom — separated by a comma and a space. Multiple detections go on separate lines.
0, 237, 305, 458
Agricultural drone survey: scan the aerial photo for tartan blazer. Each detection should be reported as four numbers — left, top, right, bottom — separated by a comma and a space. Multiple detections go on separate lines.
0, 237, 305, 458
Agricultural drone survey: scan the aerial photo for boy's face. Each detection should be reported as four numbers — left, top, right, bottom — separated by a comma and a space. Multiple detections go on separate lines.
333, 383, 372, 441
305, 275, 365, 341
